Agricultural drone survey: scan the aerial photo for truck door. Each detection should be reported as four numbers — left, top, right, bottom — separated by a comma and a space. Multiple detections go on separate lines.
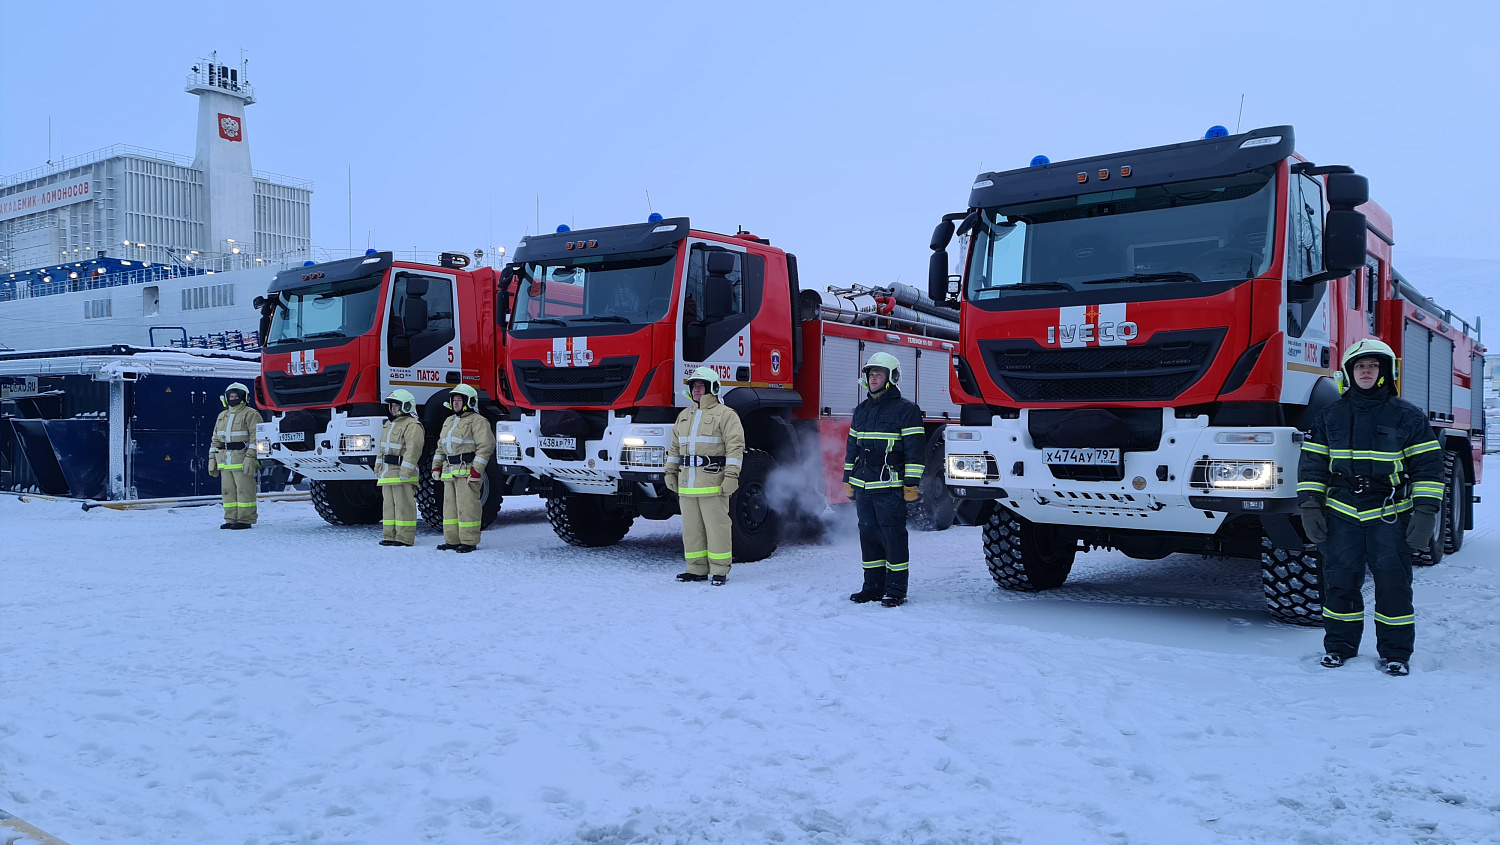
382, 271, 459, 406
677, 242, 762, 404
1282, 173, 1334, 403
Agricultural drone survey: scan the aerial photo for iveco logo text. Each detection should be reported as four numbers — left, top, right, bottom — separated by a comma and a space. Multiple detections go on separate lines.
547, 336, 594, 367
286, 349, 320, 375
1048, 321, 1138, 345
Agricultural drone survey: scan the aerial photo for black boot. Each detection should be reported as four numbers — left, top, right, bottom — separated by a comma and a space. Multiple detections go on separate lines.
230, 523, 252, 530
711, 574, 727, 586
676, 572, 708, 582
849, 589, 883, 603
454, 544, 476, 553
379, 539, 401, 547
436, 543, 456, 551
880, 595, 907, 607
220, 522, 234, 529
851, 566, 886, 603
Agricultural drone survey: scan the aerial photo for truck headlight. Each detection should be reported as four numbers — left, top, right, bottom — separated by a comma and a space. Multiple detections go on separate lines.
622, 446, 667, 467
947, 454, 989, 480
497, 432, 518, 443
256, 439, 271, 456
497, 443, 521, 460
339, 434, 373, 453
1191, 459, 1276, 490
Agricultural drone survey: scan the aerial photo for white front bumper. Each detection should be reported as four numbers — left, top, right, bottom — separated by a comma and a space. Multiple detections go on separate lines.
255, 412, 383, 481
495, 413, 673, 495
943, 409, 1300, 534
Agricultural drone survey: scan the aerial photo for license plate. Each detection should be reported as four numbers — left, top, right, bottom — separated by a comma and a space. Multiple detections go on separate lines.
538, 436, 576, 450
276, 432, 306, 443
1043, 447, 1120, 466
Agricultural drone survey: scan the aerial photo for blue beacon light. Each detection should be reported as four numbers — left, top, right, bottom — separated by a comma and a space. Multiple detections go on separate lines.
365, 248, 377, 256
647, 212, 663, 223
556, 224, 571, 233
303, 260, 316, 267
1030, 155, 1050, 167
1204, 125, 1229, 139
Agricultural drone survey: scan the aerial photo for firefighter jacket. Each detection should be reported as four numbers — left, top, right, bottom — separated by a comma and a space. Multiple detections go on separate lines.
1297, 389, 1444, 523
666, 393, 745, 497
210, 403, 262, 473
434, 410, 495, 480
844, 386, 925, 490
376, 414, 425, 485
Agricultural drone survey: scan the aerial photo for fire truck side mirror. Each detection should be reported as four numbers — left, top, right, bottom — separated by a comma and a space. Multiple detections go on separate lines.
1323, 209, 1368, 273
252, 295, 266, 310
928, 250, 950, 303
930, 219, 956, 251
1325, 173, 1369, 208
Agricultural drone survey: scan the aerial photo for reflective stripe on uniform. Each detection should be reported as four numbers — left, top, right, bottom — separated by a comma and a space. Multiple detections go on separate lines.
218, 463, 244, 470
900, 427, 923, 436
886, 561, 909, 571
1326, 497, 1412, 521
443, 519, 458, 525
684, 550, 708, 559
457, 521, 482, 528
1374, 611, 1415, 626
376, 477, 418, 485
1410, 482, 1445, 500
383, 519, 418, 526
707, 551, 732, 561
862, 559, 887, 569
1301, 441, 1330, 456
223, 501, 258, 508
1323, 607, 1365, 622
849, 478, 902, 489
1403, 441, 1440, 457
1297, 481, 1329, 494
904, 464, 924, 476
679, 485, 721, 495
849, 430, 900, 441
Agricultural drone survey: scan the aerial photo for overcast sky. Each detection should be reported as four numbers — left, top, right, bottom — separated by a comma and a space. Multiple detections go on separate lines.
2, 0, 1496, 294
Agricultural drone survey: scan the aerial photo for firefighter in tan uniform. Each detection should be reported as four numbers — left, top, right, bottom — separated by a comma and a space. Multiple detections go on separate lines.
666, 367, 746, 585
377, 389, 426, 547
207, 381, 261, 529
431, 384, 494, 552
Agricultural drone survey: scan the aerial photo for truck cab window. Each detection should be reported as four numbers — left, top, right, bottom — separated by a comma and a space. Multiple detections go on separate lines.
1286, 174, 1327, 338
682, 246, 764, 363
387, 273, 456, 368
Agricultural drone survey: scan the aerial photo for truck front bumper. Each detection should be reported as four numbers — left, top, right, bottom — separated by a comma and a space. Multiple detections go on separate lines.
942, 409, 1301, 534
255, 411, 383, 481
496, 413, 673, 496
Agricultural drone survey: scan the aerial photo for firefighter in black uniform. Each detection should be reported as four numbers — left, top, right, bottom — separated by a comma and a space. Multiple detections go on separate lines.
844, 352, 925, 607
1297, 339, 1445, 676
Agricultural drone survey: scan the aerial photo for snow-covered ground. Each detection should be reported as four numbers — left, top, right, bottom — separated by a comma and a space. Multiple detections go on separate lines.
3, 464, 1498, 844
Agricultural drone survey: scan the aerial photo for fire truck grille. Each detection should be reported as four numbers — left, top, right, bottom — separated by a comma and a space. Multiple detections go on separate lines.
980, 328, 1225, 403
513, 357, 637, 406
265, 364, 350, 408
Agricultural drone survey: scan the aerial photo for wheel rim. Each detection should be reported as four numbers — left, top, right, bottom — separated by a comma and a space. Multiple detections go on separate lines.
737, 481, 770, 533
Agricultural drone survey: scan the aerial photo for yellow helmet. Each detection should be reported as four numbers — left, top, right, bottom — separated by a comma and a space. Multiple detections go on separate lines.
860, 351, 901, 389
446, 383, 480, 411
384, 388, 417, 415
1337, 338, 1399, 394
221, 381, 251, 407
683, 366, 721, 397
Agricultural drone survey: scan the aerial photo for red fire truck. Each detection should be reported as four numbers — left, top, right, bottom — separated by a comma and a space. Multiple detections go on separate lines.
491, 217, 961, 560
927, 125, 1485, 624
251, 251, 525, 527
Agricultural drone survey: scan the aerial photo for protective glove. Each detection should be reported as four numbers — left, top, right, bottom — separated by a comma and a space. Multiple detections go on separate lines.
245, 457, 259, 475
431, 467, 443, 482
1405, 505, 1438, 550
208, 461, 220, 478
721, 476, 739, 498
1299, 502, 1328, 544
903, 486, 920, 503
665, 473, 679, 493
469, 465, 483, 483
844, 482, 855, 500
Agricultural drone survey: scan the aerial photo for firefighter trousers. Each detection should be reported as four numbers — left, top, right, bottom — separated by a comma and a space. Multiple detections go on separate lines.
442, 478, 483, 546
380, 480, 418, 545
681, 493, 732, 576
1321, 513, 1415, 661
855, 488, 909, 598
220, 468, 258, 525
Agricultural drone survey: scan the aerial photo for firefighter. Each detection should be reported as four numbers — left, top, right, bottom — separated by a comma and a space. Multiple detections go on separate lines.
431, 384, 495, 552
665, 367, 745, 585
1297, 338, 1445, 676
844, 352, 925, 607
377, 389, 425, 547
207, 381, 261, 529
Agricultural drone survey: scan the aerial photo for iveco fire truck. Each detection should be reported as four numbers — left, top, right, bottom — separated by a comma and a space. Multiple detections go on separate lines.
928, 125, 1485, 624
492, 217, 961, 560
251, 251, 525, 528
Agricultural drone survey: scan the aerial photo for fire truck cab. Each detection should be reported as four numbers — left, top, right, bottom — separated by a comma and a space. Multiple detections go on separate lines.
252, 251, 522, 528
495, 217, 960, 560
929, 126, 1484, 624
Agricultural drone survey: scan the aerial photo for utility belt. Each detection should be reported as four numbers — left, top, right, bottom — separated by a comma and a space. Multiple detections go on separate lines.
383, 454, 403, 466
1330, 471, 1409, 496
854, 445, 902, 478
223, 441, 247, 451
683, 455, 725, 470
445, 452, 477, 465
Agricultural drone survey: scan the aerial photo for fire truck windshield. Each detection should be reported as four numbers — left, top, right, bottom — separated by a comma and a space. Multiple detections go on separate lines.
511, 247, 677, 331
264, 274, 383, 346
967, 170, 1277, 302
